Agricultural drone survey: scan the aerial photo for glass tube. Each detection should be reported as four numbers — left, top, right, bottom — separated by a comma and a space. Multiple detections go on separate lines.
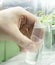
25, 18, 45, 65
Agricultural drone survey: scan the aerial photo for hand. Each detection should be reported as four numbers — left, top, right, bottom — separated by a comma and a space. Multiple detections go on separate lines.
0, 7, 40, 52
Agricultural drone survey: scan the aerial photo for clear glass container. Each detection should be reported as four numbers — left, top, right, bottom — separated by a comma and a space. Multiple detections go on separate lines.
25, 18, 45, 65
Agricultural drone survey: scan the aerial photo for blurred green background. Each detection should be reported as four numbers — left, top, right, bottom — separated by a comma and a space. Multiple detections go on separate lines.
0, 40, 20, 63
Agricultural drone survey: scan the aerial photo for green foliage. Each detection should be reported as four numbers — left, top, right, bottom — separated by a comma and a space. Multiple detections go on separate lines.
40, 11, 55, 25
37, 10, 44, 16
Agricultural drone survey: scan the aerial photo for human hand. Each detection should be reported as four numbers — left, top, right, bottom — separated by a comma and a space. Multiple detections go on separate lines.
0, 7, 40, 52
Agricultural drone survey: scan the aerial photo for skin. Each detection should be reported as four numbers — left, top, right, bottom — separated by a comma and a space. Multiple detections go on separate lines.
0, 7, 41, 52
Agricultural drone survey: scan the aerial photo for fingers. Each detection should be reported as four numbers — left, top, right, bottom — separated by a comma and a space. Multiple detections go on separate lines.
0, 23, 37, 51
19, 15, 34, 38
16, 6, 37, 22
18, 7, 37, 24
19, 9, 38, 38
16, 7, 37, 27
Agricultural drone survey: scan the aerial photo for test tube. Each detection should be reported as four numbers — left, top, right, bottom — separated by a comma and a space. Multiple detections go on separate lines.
25, 18, 45, 65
